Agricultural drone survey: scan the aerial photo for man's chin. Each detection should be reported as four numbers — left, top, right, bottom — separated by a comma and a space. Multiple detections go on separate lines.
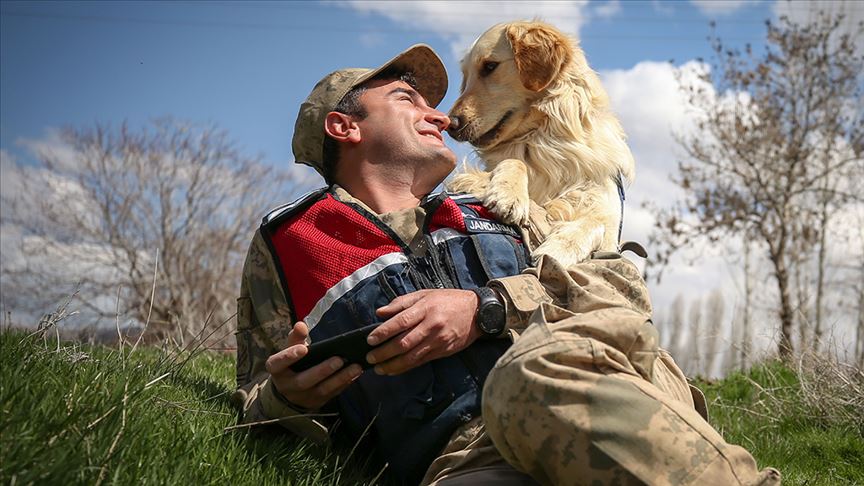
421, 153, 457, 188
429, 146, 457, 168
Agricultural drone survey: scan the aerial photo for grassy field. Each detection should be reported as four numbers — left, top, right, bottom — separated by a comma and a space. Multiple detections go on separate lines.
0, 329, 381, 486
1, 327, 862, 485
695, 360, 864, 485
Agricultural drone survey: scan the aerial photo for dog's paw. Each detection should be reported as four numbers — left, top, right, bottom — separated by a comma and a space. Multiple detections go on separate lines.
483, 185, 530, 227
532, 224, 605, 268
532, 238, 591, 268
446, 171, 490, 196
483, 159, 531, 227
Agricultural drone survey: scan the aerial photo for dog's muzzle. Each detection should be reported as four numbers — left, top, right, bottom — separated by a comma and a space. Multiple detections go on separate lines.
446, 115, 468, 141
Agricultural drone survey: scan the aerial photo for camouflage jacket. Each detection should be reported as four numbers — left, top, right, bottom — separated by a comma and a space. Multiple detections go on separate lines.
231, 186, 554, 442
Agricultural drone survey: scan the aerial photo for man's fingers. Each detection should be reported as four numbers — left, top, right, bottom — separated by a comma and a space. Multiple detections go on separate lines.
266, 322, 311, 375
272, 362, 364, 410
291, 356, 346, 391
265, 343, 308, 375
374, 341, 436, 376
375, 291, 425, 318
368, 305, 425, 345
367, 325, 429, 365
287, 321, 309, 347
314, 363, 364, 400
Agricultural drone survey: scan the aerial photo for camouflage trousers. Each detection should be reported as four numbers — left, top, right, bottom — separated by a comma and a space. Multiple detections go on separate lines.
422, 256, 780, 486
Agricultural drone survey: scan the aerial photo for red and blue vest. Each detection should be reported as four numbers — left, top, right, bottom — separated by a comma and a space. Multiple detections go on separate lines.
260, 187, 530, 484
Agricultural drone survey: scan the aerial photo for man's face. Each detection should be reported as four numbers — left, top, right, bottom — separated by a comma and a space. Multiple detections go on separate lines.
353, 78, 456, 181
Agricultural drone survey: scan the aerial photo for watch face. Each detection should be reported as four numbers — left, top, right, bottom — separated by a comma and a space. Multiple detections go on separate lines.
479, 302, 506, 335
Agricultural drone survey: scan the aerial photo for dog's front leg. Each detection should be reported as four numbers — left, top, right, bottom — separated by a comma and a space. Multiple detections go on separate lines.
447, 169, 491, 197
534, 190, 619, 267
482, 158, 531, 227
533, 220, 605, 268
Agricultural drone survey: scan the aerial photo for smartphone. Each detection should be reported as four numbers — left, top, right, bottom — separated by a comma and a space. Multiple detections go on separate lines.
290, 323, 383, 373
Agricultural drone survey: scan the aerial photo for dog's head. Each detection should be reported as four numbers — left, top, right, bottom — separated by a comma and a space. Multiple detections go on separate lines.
447, 21, 574, 149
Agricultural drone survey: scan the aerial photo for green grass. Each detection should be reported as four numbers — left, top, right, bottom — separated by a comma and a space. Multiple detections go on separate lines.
2, 328, 862, 485
696, 361, 864, 485
0, 330, 381, 485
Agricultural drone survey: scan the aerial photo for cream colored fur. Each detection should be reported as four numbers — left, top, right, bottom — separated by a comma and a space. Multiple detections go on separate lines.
446, 20, 635, 267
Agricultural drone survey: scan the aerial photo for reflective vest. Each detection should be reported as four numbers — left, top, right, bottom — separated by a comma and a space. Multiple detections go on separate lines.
260, 187, 530, 484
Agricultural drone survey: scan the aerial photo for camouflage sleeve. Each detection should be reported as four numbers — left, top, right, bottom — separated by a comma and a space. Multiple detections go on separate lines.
488, 274, 553, 335
231, 230, 329, 444
487, 250, 650, 337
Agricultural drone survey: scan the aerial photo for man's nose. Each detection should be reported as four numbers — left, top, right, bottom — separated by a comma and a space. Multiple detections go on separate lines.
427, 109, 450, 132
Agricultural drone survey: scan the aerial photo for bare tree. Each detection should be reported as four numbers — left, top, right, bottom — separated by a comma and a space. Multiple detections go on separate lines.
648, 12, 863, 360
0, 120, 297, 345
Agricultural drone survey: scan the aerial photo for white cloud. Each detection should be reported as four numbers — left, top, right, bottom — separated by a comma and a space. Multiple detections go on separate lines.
651, 0, 677, 16
690, 0, 758, 16
0, 149, 21, 208
594, 0, 622, 18
601, 61, 710, 213
598, 61, 735, 317
16, 129, 81, 172
338, 0, 590, 60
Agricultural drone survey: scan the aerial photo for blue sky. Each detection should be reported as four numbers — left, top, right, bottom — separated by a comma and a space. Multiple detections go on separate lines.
1, 0, 776, 175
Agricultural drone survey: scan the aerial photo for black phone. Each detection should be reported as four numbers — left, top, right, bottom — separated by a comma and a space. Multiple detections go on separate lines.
290, 323, 383, 373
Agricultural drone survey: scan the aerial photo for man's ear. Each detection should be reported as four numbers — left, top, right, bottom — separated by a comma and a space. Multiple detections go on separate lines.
324, 112, 361, 144
505, 23, 572, 92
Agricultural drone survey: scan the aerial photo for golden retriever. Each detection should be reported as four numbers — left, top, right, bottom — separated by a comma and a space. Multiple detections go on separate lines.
446, 20, 636, 268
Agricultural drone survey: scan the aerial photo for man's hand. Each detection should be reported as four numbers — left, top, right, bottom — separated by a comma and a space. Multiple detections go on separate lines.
265, 321, 363, 411
365, 289, 482, 376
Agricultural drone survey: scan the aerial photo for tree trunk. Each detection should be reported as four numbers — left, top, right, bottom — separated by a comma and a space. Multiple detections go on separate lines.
813, 191, 829, 350
773, 254, 795, 361
741, 239, 752, 371
857, 273, 864, 369
795, 263, 810, 352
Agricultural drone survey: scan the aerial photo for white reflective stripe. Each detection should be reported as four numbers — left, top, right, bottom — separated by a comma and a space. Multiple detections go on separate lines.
449, 193, 478, 201
430, 227, 465, 245
303, 252, 410, 332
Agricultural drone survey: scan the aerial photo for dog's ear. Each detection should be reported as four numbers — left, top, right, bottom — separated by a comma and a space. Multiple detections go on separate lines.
506, 23, 571, 92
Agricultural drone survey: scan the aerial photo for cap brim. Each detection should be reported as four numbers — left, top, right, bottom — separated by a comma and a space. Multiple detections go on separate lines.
351, 44, 448, 108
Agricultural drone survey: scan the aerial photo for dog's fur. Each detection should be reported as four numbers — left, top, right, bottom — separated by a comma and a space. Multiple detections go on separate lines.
446, 20, 635, 267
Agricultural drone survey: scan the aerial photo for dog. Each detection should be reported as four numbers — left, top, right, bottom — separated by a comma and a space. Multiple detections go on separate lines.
446, 20, 636, 268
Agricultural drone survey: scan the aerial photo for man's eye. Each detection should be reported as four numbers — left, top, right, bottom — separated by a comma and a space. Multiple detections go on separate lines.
481, 61, 499, 77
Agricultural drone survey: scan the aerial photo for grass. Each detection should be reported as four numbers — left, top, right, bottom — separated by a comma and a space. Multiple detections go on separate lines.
0, 329, 382, 485
695, 359, 864, 485
2, 325, 862, 485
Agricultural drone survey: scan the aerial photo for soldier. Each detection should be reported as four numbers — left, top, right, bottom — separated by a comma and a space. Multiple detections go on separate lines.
232, 44, 780, 486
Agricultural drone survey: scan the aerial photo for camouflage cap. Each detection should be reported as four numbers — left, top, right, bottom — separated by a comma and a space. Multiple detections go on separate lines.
292, 44, 448, 176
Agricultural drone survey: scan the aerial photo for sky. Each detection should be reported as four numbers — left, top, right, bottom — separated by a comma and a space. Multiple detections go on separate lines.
0, 0, 780, 172
2, 0, 862, 372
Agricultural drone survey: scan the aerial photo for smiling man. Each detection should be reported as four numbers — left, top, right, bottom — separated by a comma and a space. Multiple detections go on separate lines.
232, 45, 779, 486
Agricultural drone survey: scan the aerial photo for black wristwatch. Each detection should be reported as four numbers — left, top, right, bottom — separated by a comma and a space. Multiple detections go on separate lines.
472, 286, 506, 338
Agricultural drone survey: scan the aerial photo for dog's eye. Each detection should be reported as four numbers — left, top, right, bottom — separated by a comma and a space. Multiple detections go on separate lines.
481, 61, 499, 77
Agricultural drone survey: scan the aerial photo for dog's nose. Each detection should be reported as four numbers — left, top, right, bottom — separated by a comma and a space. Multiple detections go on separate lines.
447, 115, 462, 132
